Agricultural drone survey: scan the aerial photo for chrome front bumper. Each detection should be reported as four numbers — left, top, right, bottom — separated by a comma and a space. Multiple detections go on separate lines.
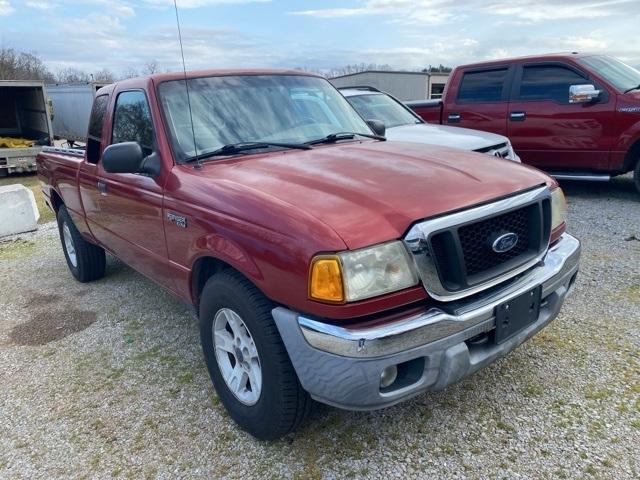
272, 233, 580, 410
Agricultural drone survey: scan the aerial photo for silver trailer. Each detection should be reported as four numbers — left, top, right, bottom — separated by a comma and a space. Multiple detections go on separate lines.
0, 80, 53, 176
46, 82, 109, 144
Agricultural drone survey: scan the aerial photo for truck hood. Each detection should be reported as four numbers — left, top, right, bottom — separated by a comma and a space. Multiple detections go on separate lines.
386, 123, 510, 151
204, 141, 552, 249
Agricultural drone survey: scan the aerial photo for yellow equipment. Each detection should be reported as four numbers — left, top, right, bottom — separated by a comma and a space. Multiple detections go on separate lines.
0, 137, 35, 148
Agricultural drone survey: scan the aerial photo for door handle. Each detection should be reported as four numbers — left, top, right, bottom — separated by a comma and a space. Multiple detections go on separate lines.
510, 111, 526, 122
447, 113, 461, 123
97, 180, 107, 195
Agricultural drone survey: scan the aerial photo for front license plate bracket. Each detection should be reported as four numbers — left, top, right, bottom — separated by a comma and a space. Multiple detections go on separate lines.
495, 286, 542, 344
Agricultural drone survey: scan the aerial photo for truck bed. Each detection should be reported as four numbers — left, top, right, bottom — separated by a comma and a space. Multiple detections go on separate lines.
37, 146, 85, 220
404, 99, 443, 124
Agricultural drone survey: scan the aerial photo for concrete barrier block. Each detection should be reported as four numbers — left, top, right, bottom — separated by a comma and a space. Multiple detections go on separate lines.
0, 184, 40, 238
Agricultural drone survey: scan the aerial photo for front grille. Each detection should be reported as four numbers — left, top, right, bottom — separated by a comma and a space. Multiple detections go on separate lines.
474, 142, 510, 159
428, 199, 551, 292
458, 207, 530, 276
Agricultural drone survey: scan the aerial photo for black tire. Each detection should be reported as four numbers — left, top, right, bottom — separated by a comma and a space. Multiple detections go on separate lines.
199, 270, 311, 440
634, 160, 640, 195
57, 205, 106, 282
0, 168, 7, 178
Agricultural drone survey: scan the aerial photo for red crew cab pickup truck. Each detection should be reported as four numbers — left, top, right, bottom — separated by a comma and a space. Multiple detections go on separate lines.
407, 54, 640, 192
37, 70, 580, 440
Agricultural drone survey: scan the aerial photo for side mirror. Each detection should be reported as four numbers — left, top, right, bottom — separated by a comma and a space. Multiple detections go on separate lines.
366, 119, 386, 137
569, 84, 600, 104
102, 142, 160, 176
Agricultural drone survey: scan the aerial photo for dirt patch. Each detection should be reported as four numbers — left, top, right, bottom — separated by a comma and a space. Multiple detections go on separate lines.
24, 293, 62, 309
9, 308, 98, 346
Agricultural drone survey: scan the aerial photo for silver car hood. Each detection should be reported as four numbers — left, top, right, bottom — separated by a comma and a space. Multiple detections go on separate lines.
385, 123, 510, 152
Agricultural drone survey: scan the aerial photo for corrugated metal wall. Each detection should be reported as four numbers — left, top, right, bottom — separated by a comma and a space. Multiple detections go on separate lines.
330, 72, 430, 101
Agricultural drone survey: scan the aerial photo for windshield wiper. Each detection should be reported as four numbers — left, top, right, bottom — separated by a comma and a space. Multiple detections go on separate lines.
305, 131, 386, 146
623, 84, 640, 94
185, 141, 311, 163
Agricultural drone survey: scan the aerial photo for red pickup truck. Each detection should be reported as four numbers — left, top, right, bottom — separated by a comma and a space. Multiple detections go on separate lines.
407, 53, 640, 192
37, 70, 580, 440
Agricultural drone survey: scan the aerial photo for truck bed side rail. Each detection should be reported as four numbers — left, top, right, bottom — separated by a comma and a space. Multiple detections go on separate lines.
41, 146, 85, 157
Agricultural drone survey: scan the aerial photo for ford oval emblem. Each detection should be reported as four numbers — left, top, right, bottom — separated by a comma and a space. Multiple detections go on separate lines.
492, 232, 519, 253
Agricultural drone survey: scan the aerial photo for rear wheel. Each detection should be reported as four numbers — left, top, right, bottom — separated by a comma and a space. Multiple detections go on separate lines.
199, 270, 311, 440
57, 205, 106, 282
634, 160, 640, 194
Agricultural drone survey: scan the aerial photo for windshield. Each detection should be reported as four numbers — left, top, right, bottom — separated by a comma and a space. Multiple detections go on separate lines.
345, 93, 420, 128
577, 55, 640, 93
158, 75, 372, 161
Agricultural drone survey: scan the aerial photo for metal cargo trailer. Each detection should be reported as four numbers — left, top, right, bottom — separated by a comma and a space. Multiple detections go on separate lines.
46, 82, 109, 144
0, 80, 53, 176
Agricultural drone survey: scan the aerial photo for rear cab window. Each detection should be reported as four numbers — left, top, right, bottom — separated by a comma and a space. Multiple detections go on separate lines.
517, 65, 587, 103
111, 90, 155, 156
457, 69, 509, 102
86, 94, 109, 164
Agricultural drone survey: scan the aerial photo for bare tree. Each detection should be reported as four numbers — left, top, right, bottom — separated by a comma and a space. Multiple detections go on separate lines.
92, 68, 115, 83
327, 63, 394, 78
142, 60, 159, 75
0, 47, 55, 81
120, 67, 139, 79
56, 67, 91, 83
423, 64, 453, 73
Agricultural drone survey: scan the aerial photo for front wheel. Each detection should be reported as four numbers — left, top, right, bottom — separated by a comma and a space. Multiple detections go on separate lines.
199, 271, 311, 440
634, 160, 640, 194
57, 205, 106, 282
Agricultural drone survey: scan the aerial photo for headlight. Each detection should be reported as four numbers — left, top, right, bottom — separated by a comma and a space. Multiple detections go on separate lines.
309, 241, 419, 303
551, 187, 567, 230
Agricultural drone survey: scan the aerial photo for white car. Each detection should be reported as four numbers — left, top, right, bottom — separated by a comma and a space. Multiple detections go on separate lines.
339, 87, 521, 162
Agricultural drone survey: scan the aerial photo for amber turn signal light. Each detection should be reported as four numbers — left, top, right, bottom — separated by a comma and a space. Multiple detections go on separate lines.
309, 256, 344, 303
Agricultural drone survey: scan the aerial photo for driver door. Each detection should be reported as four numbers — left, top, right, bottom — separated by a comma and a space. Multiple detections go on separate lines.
90, 89, 173, 289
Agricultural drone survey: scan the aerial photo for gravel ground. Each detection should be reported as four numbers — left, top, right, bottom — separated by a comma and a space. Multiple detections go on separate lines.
0, 175, 638, 479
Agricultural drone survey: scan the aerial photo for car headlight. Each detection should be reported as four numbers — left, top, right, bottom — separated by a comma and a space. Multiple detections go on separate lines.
551, 187, 567, 230
309, 241, 419, 303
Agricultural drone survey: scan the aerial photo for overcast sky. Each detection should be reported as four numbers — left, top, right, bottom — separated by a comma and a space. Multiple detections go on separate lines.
1, 0, 638, 75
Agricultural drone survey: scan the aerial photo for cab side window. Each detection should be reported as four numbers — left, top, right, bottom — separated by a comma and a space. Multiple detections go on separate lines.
518, 65, 587, 103
112, 91, 154, 155
86, 94, 109, 164
457, 69, 508, 102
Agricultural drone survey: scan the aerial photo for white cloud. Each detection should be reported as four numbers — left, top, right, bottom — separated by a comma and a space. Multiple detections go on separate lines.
144, 0, 270, 8
25, 1, 54, 9
291, 0, 454, 24
291, 0, 636, 24
0, 0, 14, 16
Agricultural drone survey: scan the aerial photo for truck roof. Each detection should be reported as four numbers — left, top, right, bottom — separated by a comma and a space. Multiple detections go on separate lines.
457, 52, 596, 69
113, 68, 320, 89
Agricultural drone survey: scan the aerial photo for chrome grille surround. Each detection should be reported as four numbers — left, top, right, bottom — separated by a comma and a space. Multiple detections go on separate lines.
404, 186, 551, 302
474, 142, 511, 159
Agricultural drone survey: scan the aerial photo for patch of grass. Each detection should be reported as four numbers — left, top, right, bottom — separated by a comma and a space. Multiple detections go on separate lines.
613, 283, 640, 303
521, 383, 544, 397
584, 464, 598, 477
584, 385, 614, 401
601, 458, 614, 468
0, 239, 36, 260
177, 370, 195, 385
496, 420, 516, 433
0, 173, 54, 223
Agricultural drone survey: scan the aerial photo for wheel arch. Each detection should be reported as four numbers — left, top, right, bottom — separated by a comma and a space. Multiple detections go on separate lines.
623, 135, 640, 172
190, 255, 266, 310
50, 189, 64, 213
